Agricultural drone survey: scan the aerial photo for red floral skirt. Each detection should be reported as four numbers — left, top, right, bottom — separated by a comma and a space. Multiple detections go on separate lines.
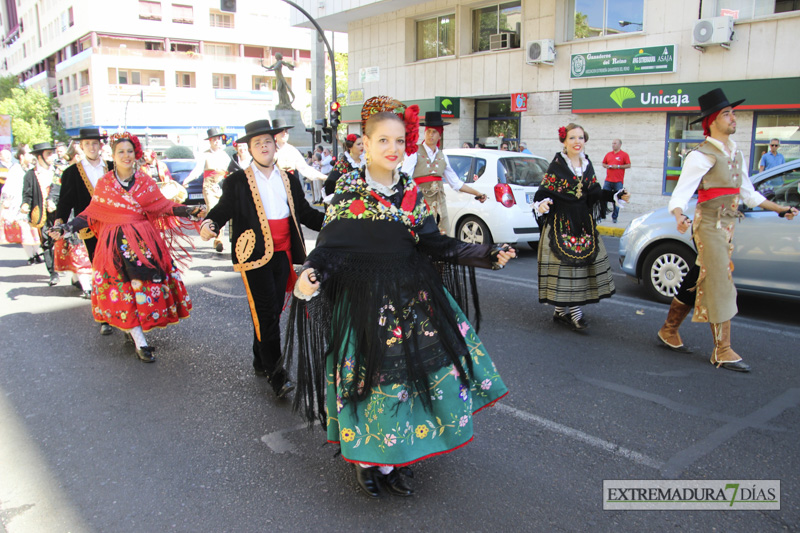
91, 265, 192, 332
54, 238, 92, 274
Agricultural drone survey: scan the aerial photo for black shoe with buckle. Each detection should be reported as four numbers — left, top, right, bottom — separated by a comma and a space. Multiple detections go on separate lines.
135, 345, 156, 363
34, 254, 44, 264
383, 468, 414, 497
355, 465, 382, 498
48, 273, 60, 286
100, 323, 113, 336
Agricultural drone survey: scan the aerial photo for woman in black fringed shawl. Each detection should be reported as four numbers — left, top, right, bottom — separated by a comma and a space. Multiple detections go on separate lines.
533, 123, 630, 330
286, 98, 515, 498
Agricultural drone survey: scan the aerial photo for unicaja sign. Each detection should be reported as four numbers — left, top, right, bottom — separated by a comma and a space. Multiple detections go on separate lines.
640, 88, 691, 107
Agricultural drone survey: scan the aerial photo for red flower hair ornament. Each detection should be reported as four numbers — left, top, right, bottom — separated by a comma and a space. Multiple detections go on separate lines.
558, 126, 567, 143
360, 96, 420, 156
109, 132, 144, 160
346, 133, 358, 143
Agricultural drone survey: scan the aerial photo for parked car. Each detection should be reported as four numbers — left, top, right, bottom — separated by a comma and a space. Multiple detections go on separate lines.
162, 159, 204, 204
442, 148, 549, 246
619, 158, 800, 303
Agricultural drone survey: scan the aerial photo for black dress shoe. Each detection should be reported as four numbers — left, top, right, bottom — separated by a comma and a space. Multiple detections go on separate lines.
99, 323, 113, 335
135, 346, 156, 363
354, 465, 382, 498
82, 289, 92, 300
717, 360, 751, 373
553, 311, 587, 331
48, 273, 60, 286
383, 468, 414, 497
34, 254, 44, 264
27, 256, 36, 265
273, 379, 295, 399
253, 367, 270, 378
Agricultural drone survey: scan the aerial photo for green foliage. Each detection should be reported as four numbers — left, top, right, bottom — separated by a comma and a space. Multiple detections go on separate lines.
0, 75, 68, 145
324, 52, 348, 107
164, 145, 195, 159
574, 11, 591, 39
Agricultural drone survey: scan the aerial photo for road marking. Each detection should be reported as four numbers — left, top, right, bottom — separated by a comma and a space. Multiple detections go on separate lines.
200, 287, 246, 298
493, 403, 664, 470
261, 422, 319, 454
660, 388, 800, 478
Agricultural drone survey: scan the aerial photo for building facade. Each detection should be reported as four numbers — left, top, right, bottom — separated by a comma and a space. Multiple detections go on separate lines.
291, 0, 800, 213
1, 0, 319, 150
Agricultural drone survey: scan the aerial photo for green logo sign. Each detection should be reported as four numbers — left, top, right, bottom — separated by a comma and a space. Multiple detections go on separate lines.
571, 45, 676, 79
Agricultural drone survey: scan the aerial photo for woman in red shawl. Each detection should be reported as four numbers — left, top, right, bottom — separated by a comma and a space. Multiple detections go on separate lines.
50, 133, 204, 362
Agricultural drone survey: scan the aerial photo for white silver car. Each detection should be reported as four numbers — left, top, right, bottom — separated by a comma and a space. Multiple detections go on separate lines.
443, 148, 549, 246
619, 159, 800, 303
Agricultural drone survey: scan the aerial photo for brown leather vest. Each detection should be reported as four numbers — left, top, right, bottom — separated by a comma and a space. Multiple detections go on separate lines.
695, 141, 744, 190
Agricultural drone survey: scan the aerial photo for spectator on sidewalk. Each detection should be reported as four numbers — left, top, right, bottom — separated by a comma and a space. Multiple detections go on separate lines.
601, 139, 631, 223
758, 139, 785, 172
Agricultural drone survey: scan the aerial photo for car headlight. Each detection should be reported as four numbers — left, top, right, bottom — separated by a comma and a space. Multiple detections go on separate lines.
622, 213, 648, 237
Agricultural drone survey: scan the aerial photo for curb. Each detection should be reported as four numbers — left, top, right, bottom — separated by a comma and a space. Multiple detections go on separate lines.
597, 225, 625, 238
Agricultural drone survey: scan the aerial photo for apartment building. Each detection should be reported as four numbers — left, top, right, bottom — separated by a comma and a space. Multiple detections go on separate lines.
290, 0, 800, 213
1, 0, 319, 149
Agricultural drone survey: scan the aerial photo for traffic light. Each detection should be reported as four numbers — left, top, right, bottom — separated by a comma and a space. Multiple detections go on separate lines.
322, 127, 332, 144
329, 101, 341, 129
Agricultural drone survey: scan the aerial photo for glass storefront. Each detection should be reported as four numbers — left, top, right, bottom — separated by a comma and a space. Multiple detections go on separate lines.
751, 112, 800, 173
473, 98, 520, 149
663, 114, 704, 194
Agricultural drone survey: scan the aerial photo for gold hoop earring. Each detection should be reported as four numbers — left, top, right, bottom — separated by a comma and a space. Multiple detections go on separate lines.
366, 152, 372, 166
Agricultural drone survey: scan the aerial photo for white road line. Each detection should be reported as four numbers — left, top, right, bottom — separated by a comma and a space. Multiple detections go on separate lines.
493, 403, 665, 470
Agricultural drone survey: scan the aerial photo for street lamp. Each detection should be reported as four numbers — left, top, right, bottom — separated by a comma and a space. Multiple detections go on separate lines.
619, 20, 643, 28
123, 89, 144, 130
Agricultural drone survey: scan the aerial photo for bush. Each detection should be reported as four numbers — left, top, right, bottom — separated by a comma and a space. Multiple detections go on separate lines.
164, 145, 195, 159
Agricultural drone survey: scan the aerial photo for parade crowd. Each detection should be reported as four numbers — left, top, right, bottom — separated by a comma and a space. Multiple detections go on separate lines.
1, 88, 796, 498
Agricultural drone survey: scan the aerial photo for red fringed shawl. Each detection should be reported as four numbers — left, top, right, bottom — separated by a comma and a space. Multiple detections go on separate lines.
82, 170, 195, 276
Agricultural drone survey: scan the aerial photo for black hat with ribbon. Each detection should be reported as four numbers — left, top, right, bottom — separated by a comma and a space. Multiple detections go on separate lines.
690, 88, 745, 125
205, 127, 227, 141
31, 142, 56, 155
73, 127, 108, 141
269, 118, 294, 131
237, 120, 285, 144
420, 111, 451, 127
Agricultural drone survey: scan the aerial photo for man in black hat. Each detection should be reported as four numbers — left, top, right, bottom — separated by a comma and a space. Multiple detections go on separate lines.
200, 119, 324, 398
20, 142, 59, 285
184, 127, 233, 252
657, 88, 797, 372
401, 111, 487, 233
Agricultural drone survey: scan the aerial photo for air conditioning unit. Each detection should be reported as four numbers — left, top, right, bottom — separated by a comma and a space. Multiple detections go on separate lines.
526, 39, 555, 64
489, 32, 518, 51
692, 16, 734, 50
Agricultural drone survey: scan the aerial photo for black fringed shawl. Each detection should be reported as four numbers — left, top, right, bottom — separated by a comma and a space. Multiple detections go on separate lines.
533, 152, 614, 266
282, 169, 494, 425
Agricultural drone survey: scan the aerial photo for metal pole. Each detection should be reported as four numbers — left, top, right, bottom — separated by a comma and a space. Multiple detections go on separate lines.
279, 0, 338, 157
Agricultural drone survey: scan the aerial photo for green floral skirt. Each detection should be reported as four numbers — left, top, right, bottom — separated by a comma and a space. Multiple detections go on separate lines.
326, 293, 508, 467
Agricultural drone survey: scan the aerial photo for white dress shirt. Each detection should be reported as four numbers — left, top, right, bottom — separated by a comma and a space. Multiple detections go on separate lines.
320, 154, 333, 174
276, 143, 326, 181
81, 158, 107, 188
251, 163, 290, 219
668, 137, 765, 214
400, 143, 464, 191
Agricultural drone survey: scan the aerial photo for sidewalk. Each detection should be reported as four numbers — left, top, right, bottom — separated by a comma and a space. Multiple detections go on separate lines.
597, 208, 637, 237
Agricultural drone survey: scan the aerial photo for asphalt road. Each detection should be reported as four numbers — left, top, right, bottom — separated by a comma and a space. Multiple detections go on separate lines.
1, 233, 798, 532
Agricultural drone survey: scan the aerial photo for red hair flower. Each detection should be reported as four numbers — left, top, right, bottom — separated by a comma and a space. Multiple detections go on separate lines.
558, 126, 567, 142
346, 133, 358, 142
109, 131, 144, 160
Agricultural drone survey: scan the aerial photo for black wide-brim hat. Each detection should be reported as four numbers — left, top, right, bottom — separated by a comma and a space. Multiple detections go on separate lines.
237, 120, 285, 144
269, 118, 294, 131
420, 111, 451, 127
31, 142, 56, 155
689, 88, 745, 125
73, 127, 108, 141
205, 127, 227, 140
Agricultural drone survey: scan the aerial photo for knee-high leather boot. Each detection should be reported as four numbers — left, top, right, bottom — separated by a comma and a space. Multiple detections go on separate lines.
657, 298, 693, 353
709, 321, 751, 372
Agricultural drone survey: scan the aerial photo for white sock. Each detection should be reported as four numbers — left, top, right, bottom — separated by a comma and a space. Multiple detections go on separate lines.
357, 463, 393, 474
569, 306, 583, 321
554, 306, 566, 316
128, 326, 148, 348
78, 273, 92, 291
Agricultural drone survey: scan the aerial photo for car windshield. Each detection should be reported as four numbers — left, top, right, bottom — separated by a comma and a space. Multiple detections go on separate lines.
448, 155, 487, 184
497, 157, 547, 187
753, 164, 800, 209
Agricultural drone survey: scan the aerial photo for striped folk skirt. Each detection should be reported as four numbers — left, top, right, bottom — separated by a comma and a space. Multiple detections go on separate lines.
537, 222, 615, 306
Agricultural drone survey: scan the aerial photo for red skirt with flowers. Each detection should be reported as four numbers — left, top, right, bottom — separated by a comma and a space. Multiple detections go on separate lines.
54, 238, 92, 274
91, 265, 192, 332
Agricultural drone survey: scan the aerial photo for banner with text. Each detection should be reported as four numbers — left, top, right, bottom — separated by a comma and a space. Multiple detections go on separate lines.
570, 46, 676, 79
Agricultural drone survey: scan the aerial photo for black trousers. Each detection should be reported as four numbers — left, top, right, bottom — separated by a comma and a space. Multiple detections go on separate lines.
243, 252, 290, 377
40, 216, 56, 275
675, 264, 700, 307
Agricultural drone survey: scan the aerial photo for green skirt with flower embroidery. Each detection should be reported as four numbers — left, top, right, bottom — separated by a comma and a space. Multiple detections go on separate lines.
326, 292, 508, 467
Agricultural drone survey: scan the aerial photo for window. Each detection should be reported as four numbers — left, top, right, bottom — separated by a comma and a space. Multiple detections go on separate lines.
172, 4, 193, 24
474, 98, 520, 147
472, 2, 521, 52
65, 106, 72, 128
170, 42, 198, 53
118, 70, 128, 84
82, 103, 92, 124
751, 112, 800, 173
145, 41, 164, 51
663, 114, 704, 194
717, 0, 800, 19
139, 0, 162, 21
73, 104, 80, 126
131, 71, 141, 85
72, 74, 77, 90
498, 157, 548, 187
176, 72, 195, 88
416, 14, 455, 60
244, 45, 264, 59
568, 0, 645, 40
210, 11, 233, 28
64, 77, 70, 92
58, 79, 63, 95
205, 44, 232, 56
212, 73, 235, 89
253, 76, 276, 90
79, 69, 89, 87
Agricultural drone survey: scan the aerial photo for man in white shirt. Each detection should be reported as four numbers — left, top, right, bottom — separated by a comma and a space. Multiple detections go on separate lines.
200, 119, 324, 398
657, 89, 797, 372
400, 111, 486, 234
272, 119, 327, 183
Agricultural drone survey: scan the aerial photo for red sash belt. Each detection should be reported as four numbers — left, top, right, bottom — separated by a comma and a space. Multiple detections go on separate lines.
203, 169, 227, 180
415, 175, 442, 184
698, 187, 740, 204
268, 217, 296, 291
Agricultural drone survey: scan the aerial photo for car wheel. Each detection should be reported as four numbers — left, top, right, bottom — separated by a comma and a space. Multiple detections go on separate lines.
456, 216, 492, 245
641, 243, 696, 304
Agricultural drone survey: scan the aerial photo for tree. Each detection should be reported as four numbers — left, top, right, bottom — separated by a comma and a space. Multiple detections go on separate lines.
574, 12, 591, 39
324, 52, 348, 109
0, 75, 68, 146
